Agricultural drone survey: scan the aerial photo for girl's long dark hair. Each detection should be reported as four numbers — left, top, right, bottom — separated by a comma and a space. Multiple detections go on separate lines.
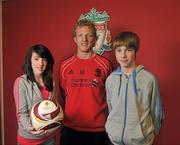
22, 44, 54, 91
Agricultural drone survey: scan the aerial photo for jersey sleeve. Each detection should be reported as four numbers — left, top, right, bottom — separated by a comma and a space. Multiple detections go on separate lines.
107, 61, 113, 77
59, 64, 67, 107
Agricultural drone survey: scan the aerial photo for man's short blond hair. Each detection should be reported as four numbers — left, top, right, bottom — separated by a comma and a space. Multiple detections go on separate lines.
72, 19, 97, 38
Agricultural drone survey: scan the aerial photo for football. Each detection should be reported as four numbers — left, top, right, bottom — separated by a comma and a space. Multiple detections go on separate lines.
30, 100, 64, 133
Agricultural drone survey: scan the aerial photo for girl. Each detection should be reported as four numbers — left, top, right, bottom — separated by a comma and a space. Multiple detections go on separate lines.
14, 44, 57, 145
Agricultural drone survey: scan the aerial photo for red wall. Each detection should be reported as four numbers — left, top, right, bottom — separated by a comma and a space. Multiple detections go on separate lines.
2, 0, 180, 144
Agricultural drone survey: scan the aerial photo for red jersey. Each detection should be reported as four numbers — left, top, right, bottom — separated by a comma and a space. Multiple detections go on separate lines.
60, 54, 112, 131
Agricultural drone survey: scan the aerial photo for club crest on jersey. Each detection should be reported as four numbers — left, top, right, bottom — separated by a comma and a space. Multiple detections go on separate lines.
68, 69, 74, 75
94, 68, 101, 77
79, 8, 112, 55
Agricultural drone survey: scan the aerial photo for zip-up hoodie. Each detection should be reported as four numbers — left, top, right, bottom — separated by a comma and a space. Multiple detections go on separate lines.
13, 75, 55, 140
105, 65, 163, 145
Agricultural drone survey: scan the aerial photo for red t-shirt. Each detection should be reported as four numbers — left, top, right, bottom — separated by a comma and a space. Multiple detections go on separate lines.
60, 54, 112, 131
41, 85, 49, 100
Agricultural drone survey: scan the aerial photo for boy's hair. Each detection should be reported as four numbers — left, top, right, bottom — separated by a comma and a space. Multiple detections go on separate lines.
22, 44, 54, 91
72, 19, 97, 38
113, 31, 140, 53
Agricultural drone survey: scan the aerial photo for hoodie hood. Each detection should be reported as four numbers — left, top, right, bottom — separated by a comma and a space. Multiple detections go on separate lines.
113, 65, 146, 97
114, 65, 146, 75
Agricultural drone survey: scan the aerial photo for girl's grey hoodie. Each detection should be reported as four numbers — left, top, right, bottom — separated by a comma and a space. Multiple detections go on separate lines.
13, 75, 55, 140
105, 65, 163, 145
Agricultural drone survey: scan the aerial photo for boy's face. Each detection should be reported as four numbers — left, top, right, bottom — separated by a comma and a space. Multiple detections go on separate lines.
74, 26, 96, 54
115, 45, 136, 69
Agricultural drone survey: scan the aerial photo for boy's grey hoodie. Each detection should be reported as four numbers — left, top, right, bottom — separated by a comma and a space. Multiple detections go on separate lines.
105, 65, 163, 145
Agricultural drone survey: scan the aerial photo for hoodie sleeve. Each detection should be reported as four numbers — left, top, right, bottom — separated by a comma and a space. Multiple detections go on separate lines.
13, 77, 32, 132
105, 76, 112, 113
150, 77, 164, 135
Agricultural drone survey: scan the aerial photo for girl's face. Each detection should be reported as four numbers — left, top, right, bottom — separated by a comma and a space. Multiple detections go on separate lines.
31, 52, 47, 77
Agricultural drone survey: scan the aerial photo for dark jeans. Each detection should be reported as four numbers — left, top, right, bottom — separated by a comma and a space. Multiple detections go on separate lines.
60, 127, 110, 145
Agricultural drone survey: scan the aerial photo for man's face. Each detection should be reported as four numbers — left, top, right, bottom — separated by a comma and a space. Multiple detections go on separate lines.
115, 45, 136, 69
74, 26, 96, 54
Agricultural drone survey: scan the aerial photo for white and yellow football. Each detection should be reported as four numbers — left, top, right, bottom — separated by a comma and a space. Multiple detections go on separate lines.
31, 100, 64, 133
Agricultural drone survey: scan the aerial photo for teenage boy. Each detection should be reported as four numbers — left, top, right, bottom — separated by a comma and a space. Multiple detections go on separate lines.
105, 31, 163, 145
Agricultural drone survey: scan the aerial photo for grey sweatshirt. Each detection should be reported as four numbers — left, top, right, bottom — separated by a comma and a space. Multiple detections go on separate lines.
13, 75, 55, 140
105, 65, 163, 145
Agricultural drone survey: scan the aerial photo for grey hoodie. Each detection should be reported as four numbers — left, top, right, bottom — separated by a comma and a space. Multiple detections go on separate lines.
105, 65, 163, 145
13, 75, 55, 140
